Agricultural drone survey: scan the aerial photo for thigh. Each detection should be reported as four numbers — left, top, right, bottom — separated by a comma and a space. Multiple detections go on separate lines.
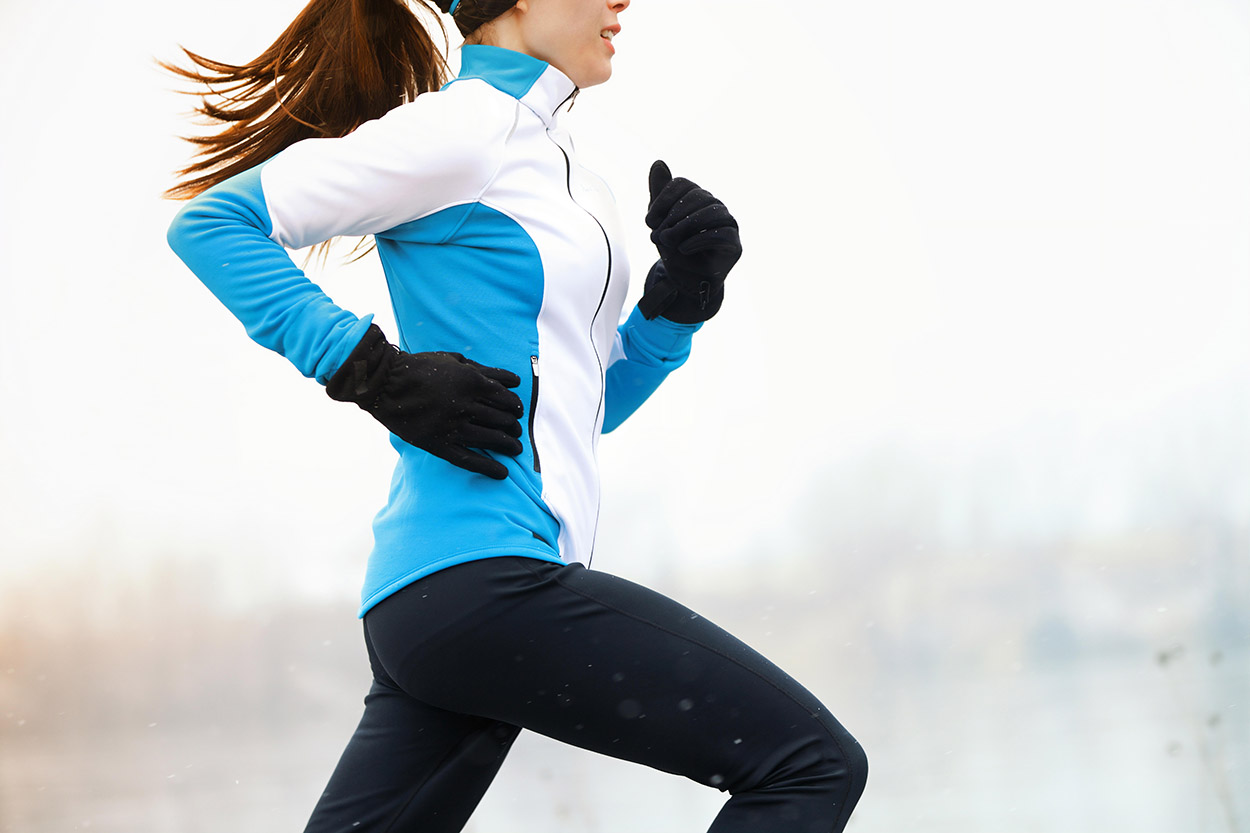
302, 636, 520, 833
366, 558, 859, 798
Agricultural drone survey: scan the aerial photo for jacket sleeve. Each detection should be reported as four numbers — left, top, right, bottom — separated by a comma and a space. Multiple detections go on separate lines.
601, 305, 701, 433
166, 91, 512, 383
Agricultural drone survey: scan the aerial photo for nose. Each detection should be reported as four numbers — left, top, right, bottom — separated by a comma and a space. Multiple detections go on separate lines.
610, 0, 629, 10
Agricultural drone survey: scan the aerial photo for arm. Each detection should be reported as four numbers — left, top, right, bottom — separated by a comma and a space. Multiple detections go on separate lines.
166, 90, 511, 381
602, 161, 742, 432
167, 91, 526, 477
601, 305, 701, 433
166, 164, 373, 382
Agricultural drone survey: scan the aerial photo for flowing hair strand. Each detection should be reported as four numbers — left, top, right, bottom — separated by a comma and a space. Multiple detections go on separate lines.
162, 0, 451, 200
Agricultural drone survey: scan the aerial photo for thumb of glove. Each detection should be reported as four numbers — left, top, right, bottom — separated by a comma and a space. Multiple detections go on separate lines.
648, 160, 672, 205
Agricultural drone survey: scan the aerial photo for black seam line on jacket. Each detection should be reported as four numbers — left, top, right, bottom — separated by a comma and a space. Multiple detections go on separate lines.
516, 556, 862, 807
554, 139, 610, 568
378, 721, 510, 833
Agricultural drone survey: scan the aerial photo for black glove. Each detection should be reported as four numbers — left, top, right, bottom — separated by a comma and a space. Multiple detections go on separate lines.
638, 160, 742, 323
326, 324, 524, 480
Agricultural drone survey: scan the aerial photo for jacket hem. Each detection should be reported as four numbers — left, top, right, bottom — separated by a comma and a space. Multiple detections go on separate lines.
357, 546, 567, 617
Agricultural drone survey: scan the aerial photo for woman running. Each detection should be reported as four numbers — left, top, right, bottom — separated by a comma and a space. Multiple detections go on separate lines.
165, 1, 868, 830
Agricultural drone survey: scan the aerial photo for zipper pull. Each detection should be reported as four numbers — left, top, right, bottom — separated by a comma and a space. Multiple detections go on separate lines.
528, 355, 542, 474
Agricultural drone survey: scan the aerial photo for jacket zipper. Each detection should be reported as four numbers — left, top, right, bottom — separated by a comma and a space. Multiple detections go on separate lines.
528, 355, 542, 473
553, 136, 611, 564
553, 142, 612, 426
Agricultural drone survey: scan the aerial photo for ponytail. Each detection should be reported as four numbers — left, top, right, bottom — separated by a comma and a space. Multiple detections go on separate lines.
164, 0, 451, 200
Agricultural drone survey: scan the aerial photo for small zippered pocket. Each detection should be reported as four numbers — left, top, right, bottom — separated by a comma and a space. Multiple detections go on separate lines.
528, 355, 541, 473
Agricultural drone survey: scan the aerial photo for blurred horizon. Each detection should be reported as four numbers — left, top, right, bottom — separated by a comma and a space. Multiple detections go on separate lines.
4, 376, 1247, 829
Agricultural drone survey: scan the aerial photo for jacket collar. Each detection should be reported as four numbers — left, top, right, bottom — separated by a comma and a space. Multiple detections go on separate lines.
450, 45, 577, 127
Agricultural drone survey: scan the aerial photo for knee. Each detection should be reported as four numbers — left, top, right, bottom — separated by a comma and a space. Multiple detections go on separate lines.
813, 726, 868, 828
721, 726, 867, 833
755, 724, 868, 807
834, 732, 869, 802
809, 726, 868, 802
808, 729, 870, 828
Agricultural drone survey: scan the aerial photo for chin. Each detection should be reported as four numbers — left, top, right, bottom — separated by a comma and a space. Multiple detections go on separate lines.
577, 65, 613, 88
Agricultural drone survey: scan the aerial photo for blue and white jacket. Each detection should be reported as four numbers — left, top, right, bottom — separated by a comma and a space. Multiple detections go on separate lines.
168, 45, 699, 616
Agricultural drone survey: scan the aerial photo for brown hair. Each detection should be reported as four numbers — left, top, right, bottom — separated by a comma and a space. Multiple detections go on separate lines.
164, 0, 518, 201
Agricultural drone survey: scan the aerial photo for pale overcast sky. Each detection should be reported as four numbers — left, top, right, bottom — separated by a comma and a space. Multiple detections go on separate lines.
1, 0, 1247, 605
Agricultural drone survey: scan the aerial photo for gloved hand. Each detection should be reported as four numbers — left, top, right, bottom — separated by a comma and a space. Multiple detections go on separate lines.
326, 324, 524, 480
638, 160, 742, 323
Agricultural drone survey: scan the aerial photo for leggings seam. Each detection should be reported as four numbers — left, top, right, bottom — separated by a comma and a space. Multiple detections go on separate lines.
521, 560, 860, 819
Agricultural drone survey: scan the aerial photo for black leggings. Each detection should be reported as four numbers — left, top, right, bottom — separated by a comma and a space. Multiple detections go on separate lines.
303, 557, 867, 833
